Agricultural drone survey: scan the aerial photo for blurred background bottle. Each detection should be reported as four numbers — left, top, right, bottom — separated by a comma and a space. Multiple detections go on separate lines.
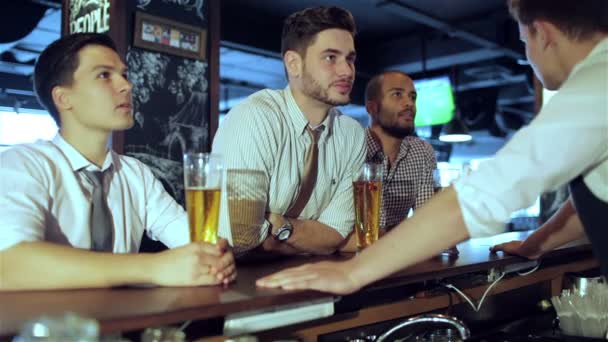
14, 313, 99, 342
141, 327, 186, 342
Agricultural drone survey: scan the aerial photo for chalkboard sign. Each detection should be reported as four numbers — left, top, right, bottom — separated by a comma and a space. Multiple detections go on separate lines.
69, 0, 111, 33
124, 48, 209, 203
136, 0, 206, 27
124, 0, 211, 205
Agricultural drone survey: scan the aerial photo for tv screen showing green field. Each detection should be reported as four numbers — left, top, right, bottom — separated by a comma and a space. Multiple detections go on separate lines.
414, 76, 455, 126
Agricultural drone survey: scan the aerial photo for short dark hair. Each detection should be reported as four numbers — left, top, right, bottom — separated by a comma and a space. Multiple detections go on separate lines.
508, 0, 608, 40
34, 33, 117, 126
365, 71, 410, 103
281, 6, 356, 57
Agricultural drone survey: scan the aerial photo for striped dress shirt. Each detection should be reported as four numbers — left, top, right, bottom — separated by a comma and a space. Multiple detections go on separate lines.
212, 87, 366, 253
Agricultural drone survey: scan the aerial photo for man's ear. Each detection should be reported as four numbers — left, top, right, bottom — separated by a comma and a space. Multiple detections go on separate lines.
51, 86, 72, 113
532, 20, 556, 50
284, 50, 303, 79
365, 100, 378, 117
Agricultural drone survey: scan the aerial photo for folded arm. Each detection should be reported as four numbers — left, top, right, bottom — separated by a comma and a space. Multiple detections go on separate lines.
0, 240, 235, 291
260, 214, 345, 255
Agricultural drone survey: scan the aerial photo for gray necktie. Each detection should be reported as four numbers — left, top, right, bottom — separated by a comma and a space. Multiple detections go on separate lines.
85, 170, 113, 251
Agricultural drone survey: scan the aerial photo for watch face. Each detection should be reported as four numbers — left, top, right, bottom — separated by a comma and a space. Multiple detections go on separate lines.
277, 226, 292, 241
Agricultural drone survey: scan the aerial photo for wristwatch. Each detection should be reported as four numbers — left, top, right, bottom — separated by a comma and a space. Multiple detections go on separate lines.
272, 218, 293, 242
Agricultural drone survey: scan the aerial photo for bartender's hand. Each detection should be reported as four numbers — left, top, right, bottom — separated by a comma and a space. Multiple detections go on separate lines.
490, 240, 541, 260
152, 238, 236, 286
256, 260, 361, 295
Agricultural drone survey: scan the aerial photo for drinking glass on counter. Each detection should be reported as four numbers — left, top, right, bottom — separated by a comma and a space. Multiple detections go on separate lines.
353, 162, 383, 252
432, 167, 461, 257
183, 153, 223, 244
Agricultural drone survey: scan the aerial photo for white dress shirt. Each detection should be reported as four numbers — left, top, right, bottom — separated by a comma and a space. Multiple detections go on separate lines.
0, 134, 189, 253
455, 38, 608, 237
212, 86, 366, 251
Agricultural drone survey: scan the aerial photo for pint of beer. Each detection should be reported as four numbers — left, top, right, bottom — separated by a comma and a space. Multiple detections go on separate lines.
183, 153, 223, 244
353, 163, 383, 250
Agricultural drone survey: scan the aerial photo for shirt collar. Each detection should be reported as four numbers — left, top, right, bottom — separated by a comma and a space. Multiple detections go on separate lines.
365, 128, 383, 159
570, 37, 608, 77
285, 86, 335, 140
52, 134, 114, 172
285, 86, 309, 136
365, 128, 413, 160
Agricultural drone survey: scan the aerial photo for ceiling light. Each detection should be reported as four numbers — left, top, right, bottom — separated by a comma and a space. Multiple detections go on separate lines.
439, 116, 472, 143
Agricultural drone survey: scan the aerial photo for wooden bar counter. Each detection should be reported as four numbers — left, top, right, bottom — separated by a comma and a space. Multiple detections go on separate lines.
0, 231, 597, 341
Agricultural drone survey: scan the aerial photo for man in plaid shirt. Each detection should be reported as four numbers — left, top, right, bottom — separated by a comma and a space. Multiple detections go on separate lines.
364, 71, 437, 231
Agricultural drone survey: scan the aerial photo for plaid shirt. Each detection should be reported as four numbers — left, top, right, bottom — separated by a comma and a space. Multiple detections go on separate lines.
365, 129, 436, 230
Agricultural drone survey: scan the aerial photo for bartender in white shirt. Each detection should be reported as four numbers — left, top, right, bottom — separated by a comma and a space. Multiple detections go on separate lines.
257, 0, 608, 293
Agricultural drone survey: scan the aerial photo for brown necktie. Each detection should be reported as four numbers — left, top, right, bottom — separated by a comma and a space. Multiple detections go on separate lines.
285, 126, 322, 218
84, 170, 114, 252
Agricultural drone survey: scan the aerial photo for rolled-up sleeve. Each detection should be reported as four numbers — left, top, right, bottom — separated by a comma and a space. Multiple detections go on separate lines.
142, 166, 190, 248
454, 66, 608, 238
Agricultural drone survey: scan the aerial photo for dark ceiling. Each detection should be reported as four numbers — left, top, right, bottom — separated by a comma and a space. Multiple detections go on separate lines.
220, 0, 535, 136
0, 0, 535, 145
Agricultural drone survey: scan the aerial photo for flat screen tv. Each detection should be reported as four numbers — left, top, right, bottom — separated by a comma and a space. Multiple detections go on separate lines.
413, 76, 455, 126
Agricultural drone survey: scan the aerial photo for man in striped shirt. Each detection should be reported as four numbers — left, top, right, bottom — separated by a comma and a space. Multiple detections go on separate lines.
213, 7, 366, 256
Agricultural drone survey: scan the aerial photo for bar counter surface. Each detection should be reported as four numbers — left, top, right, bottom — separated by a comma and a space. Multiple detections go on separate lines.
0, 231, 596, 339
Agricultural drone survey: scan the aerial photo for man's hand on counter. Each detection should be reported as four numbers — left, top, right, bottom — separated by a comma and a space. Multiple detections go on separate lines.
491, 199, 585, 261
490, 240, 542, 260
256, 259, 362, 295
152, 238, 237, 287
0, 239, 236, 291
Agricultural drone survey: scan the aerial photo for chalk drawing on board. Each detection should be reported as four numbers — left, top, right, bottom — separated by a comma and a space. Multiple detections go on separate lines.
125, 48, 209, 202
137, 0, 205, 22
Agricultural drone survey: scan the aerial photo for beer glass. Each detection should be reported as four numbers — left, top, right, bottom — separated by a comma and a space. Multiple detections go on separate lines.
353, 163, 383, 251
432, 167, 461, 257
183, 153, 223, 244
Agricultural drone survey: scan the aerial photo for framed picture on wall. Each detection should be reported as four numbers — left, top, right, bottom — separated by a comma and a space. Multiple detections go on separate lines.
134, 11, 206, 60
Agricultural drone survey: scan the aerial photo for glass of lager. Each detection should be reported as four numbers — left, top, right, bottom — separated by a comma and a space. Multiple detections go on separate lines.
353, 162, 383, 252
183, 153, 223, 244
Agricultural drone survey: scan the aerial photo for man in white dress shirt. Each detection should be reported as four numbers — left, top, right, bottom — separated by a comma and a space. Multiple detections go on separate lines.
258, 0, 608, 292
0, 33, 235, 291
212, 6, 366, 256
